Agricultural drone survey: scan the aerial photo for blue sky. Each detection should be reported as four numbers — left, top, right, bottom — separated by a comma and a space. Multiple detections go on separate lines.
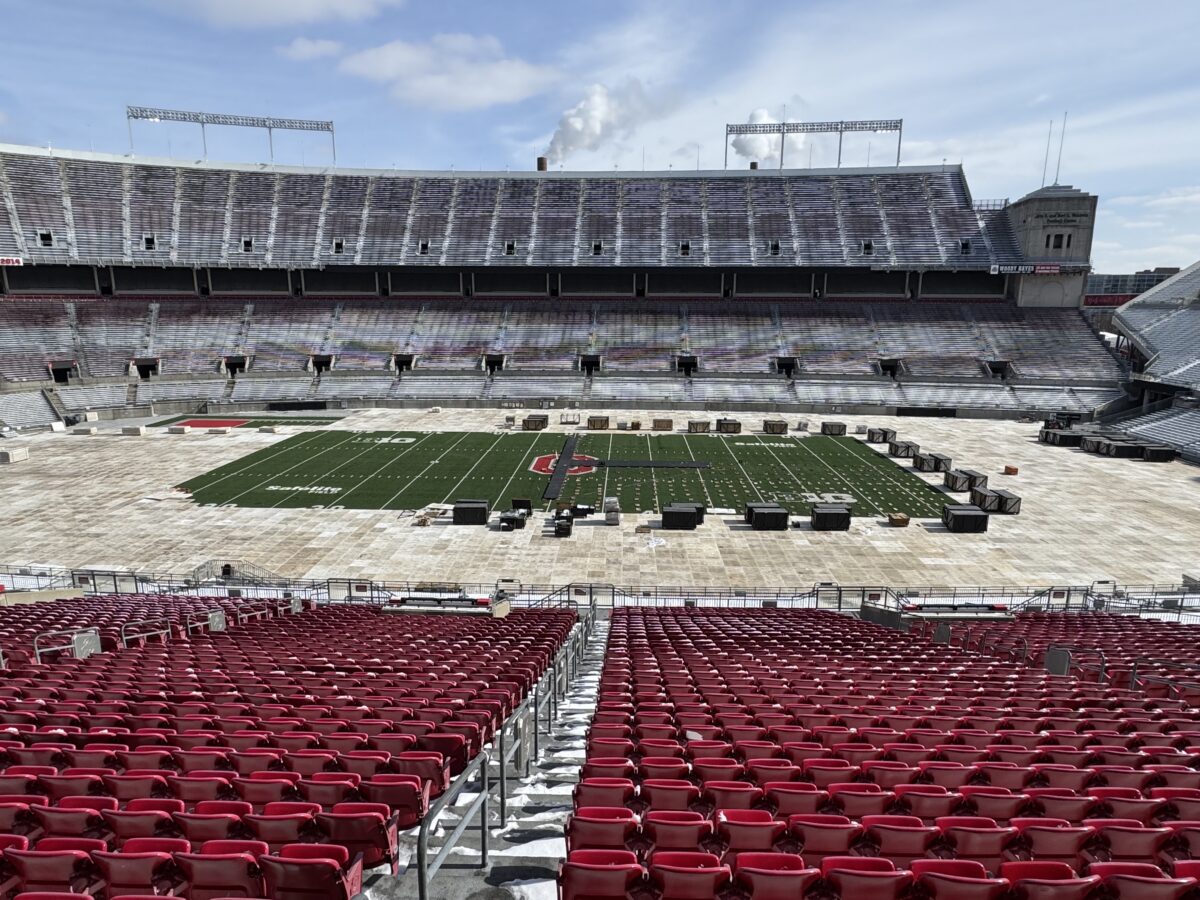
1, 0, 1198, 272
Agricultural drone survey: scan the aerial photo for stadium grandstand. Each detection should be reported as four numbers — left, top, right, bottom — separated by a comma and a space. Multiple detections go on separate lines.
0, 145, 1127, 424
1, 128, 1200, 900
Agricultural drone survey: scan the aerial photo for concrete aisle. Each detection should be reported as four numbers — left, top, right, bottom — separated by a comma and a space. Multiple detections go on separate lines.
367, 616, 608, 899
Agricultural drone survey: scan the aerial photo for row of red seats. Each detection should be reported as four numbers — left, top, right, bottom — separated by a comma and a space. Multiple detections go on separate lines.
574, 772, 1200, 825
0, 594, 248, 664
0, 834, 361, 899
1, 793, 401, 860
565, 805, 1200, 871
938, 612, 1200, 690
564, 609, 1200, 898
0, 602, 575, 882
560, 850, 1200, 900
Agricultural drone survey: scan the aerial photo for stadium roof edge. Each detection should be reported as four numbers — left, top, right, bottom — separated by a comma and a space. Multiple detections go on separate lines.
0, 141, 966, 181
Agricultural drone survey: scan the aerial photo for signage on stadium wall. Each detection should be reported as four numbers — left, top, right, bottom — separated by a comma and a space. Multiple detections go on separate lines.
0, 257, 24, 266
991, 263, 1086, 276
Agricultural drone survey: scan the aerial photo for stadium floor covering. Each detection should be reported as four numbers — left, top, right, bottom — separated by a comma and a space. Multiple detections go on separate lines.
178, 430, 948, 516
1, 407, 1198, 587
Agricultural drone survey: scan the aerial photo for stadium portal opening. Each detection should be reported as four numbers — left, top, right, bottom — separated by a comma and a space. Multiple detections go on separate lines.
485, 353, 506, 374
224, 355, 247, 376
775, 357, 798, 378
675, 354, 699, 376
311, 354, 333, 374
134, 359, 160, 379
49, 361, 78, 384
580, 354, 602, 375
393, 353, 415, 372
986, 359, 1013, 380
878, 358, 905, 379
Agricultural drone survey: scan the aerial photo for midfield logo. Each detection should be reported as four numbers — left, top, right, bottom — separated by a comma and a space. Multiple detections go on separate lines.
529, 453, 599, 476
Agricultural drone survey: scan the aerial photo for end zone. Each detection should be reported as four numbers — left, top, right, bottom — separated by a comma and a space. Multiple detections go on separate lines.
177, 418, 249, 429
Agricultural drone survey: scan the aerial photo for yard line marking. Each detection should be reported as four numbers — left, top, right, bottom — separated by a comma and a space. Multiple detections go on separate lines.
265, 429, 417, 509
186, 430, 330, 493
381, 431, 474, 509
712, 434, 765, 501
645, 433, 662, 513
219, 431, 364, 506
682, 434, 714, 508
838, 436, 941, 514
442, 432, 506, 504
600, 433, 613, 504
492, 432, 542, 510
751, 433, 818, 502
790, 435, 885, 516
336, 431, 437, 505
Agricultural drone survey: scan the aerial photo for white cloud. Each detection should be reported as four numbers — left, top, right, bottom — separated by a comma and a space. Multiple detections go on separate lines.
545, 81, 671, 166
183, 0, 402, 27
340, 34, 555, 111
278, 37, 343, 61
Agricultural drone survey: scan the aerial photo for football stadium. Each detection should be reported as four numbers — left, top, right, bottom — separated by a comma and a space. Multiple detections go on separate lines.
1, 10, 1200, 898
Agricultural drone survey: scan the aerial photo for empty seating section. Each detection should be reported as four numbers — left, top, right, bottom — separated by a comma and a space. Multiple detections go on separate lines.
54, 384, 128, 411
410, 305, 505, 369
0, 594, 573, 895
781, 306, 877, 374
241, 304, 333, 371
229, 378, 312, 402
134, 380, 227, 404
501, 304, 592, 369
330, 302, 418, 369
0, 298, 1122, 415
946, 612, 1200, 697
151, 302, 244, 375
73, 303, 149, 377
1119, 407, 1200, 454
2, 148, 1032, 271
687, 309, 779, 372
530, 179, 580, 266
0, 306, 73, 381
986, 308, 1125, 382
0, 391, 57, 427
596, 309, 682, 370
1115, 262, 1200, 390
561, 608, 1200, 898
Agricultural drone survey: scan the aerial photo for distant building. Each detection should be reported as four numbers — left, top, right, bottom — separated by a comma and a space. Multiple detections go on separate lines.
1085, 267, 1181, 307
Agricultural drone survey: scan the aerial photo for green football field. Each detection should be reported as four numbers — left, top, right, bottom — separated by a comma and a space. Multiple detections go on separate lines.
179, 430, 949, 517
152, 415, 339, 428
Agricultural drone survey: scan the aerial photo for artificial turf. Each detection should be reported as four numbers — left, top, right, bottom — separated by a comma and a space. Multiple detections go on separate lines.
179, 430, 949, 517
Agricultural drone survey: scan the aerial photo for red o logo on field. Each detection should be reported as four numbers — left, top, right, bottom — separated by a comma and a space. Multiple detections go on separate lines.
530, 453, 598, 476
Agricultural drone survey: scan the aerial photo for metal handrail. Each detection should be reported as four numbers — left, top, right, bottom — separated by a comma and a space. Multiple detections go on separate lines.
33, 626, 101, 663
416, 750, 490, 900
120, 617, 173, 647
1129, 657, 1200, 692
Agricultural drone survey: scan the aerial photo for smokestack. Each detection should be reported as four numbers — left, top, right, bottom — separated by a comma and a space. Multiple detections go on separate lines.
536, 156, 548, 172
749, 161, 758, 170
